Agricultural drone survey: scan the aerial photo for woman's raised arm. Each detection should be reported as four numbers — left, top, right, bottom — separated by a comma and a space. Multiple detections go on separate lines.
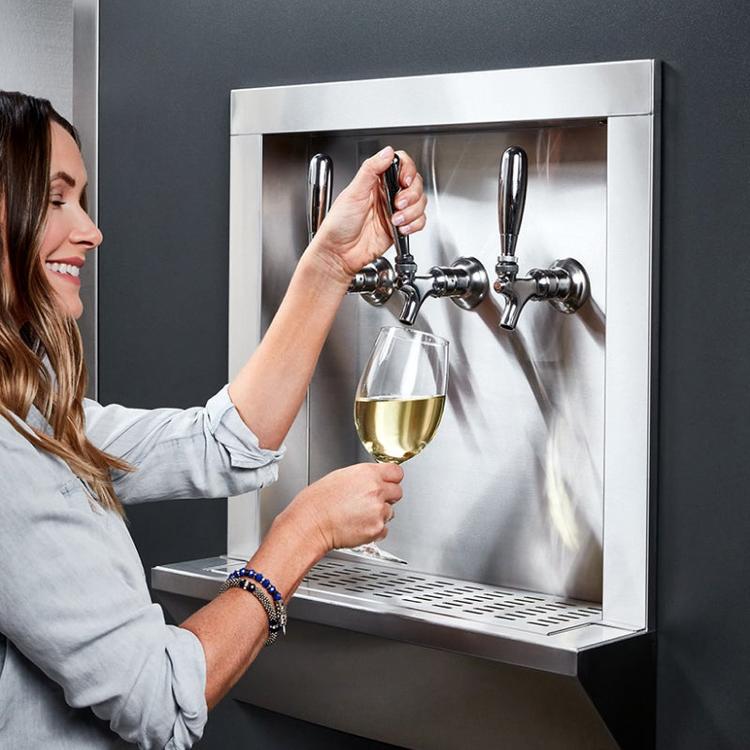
227, 146, 426, 450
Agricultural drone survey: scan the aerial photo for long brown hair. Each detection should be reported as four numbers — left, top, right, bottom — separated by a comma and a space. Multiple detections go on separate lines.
0, 91, 130, 516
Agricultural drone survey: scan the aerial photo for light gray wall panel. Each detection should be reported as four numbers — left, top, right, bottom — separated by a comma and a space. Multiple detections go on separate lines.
0, 0, 73, 118
0, 0, 98, 398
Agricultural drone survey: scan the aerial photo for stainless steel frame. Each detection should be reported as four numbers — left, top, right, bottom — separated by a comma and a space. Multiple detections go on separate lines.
155, 61, 659, 681
73, 0, 99, 399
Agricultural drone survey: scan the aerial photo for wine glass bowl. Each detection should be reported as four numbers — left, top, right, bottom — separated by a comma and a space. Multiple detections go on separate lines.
354, 393, 445, 464
347, 326, 449, 563
354, 327, 448, 465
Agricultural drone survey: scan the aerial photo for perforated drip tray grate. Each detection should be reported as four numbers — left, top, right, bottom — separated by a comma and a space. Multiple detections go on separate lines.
301, 557, 600, 637
207, 557, 601, 636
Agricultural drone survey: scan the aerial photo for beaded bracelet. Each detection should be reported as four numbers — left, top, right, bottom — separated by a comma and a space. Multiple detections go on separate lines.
227, 568, 285, 604
219, 568, 287, 646
219, 577, 284, 646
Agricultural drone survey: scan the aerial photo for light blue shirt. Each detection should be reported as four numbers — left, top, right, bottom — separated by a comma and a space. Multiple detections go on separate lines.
0, 386, 284, 749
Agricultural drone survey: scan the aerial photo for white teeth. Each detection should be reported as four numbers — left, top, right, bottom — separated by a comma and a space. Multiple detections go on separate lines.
45, 261, 80, 277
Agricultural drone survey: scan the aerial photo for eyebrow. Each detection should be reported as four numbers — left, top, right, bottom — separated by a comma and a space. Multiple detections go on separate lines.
50, 171, 77, 187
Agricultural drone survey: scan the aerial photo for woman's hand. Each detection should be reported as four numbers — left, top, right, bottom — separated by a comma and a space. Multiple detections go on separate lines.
276, 462, 404, 556
306, 145, 427, 286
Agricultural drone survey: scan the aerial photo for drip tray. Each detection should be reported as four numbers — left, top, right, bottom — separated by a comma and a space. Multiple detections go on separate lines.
207, 556, 601, 637
307, 558, 600, 636
154, 555, 639, 676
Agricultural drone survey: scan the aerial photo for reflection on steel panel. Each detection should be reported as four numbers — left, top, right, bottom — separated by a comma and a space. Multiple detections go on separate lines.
260, 124, 606, 602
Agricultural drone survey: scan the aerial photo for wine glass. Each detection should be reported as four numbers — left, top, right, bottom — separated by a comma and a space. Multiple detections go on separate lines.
345, 326, 449, 563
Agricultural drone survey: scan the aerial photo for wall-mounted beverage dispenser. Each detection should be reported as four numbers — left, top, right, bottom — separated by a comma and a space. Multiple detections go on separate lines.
153, 60, 659, 749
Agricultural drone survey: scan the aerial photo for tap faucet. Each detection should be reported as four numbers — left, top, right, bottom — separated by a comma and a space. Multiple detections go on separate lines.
381, 154, 489, 325
380, 154, 428, 323
307, 153, 333, 244
308, 153, 395, 306
493, 146, 590, 330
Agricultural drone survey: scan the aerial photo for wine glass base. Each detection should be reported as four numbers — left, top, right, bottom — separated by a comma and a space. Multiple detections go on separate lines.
335, 543, 408, 565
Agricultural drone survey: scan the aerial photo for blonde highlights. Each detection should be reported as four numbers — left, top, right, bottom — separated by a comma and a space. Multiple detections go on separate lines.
0, 91, 130, 516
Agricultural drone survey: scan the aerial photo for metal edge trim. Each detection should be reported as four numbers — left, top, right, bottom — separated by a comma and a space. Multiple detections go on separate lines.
646, 62, 662, 632
601, 112, 655, 630
230, 59, 655, 136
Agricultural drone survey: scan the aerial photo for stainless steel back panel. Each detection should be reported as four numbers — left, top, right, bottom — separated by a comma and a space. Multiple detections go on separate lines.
260, 124, 606, 602
227, 60, 657, 633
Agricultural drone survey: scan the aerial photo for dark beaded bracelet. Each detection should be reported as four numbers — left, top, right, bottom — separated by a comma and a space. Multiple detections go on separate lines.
227, 567, 284, 603
222, 567, 287, 646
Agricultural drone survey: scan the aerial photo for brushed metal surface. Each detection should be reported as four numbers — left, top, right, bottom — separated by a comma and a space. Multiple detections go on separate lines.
227, 135, 268, 558
218, 557, 601, 636
154, 585, 621, 750
602, 114, 657, 629
152, 556, 638, 676
231, 59, 654, 135
260, 125, 607, 603
221, 61, 658, 647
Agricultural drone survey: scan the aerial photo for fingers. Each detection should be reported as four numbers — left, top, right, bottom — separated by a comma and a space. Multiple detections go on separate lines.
390, 160, 426, 235
395, 149, 418, 188
375, 526, 389, 542
374, 506, 394, 542
348, 146, 426, 235
384, 481, 403, 504
346, 145, 396, 199
391, 171, 424, 210
374, 461, 404, 483
391, 191, 427, 235
399, 214, 427, 236
371, 462, 403, 503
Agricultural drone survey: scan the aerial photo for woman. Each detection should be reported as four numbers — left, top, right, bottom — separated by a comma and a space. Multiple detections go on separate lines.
0, 91, 427, 748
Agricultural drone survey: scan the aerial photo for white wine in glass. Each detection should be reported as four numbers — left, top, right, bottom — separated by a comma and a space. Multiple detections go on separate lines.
348, 326, 449, 563
354, 395, 446, 465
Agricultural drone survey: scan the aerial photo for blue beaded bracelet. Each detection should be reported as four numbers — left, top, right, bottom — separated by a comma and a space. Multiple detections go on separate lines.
227, 568, 284, 603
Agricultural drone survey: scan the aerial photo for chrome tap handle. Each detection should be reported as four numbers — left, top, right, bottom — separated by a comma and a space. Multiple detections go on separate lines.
307, 153, 333, 243
498, 146, 528, 264
381, 154, 415, 276
493, 147, 590, 330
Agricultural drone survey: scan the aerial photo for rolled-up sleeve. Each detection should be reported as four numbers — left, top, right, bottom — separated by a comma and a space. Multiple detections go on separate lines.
83, 384, 285, 504
0, 429, 207, 749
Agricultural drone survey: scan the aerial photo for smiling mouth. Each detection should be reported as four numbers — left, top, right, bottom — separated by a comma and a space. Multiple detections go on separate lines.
45, 261, 82, 283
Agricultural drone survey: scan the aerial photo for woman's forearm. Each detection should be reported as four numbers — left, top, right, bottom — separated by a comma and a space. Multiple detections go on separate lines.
180, 459, 404, 709
180, 507, 323, 710
228, 241, 349, 450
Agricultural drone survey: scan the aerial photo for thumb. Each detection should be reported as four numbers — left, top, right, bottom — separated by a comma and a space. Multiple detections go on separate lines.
345, 145, 394, 200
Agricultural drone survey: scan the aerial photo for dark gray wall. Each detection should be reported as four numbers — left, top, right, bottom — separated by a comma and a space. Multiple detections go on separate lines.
98, 1, 750, 748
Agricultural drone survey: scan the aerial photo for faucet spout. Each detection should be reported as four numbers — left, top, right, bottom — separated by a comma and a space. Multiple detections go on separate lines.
396, 275, 436, 325
494, 275, 539, 331
398, 284, 421, 326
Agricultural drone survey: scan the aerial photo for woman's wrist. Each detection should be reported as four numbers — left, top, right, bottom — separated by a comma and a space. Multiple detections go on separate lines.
300, 235, 353, 293
273, 504, 329, 564
245, 507, 327, 600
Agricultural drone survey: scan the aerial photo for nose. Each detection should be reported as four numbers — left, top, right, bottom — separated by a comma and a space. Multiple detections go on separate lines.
69, 208, 103, 250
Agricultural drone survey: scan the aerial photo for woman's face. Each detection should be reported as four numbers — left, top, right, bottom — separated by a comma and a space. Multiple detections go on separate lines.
37, 121, 102, 319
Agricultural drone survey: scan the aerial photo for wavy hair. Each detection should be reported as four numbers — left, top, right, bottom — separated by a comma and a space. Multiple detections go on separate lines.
0, 91, 130, 516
